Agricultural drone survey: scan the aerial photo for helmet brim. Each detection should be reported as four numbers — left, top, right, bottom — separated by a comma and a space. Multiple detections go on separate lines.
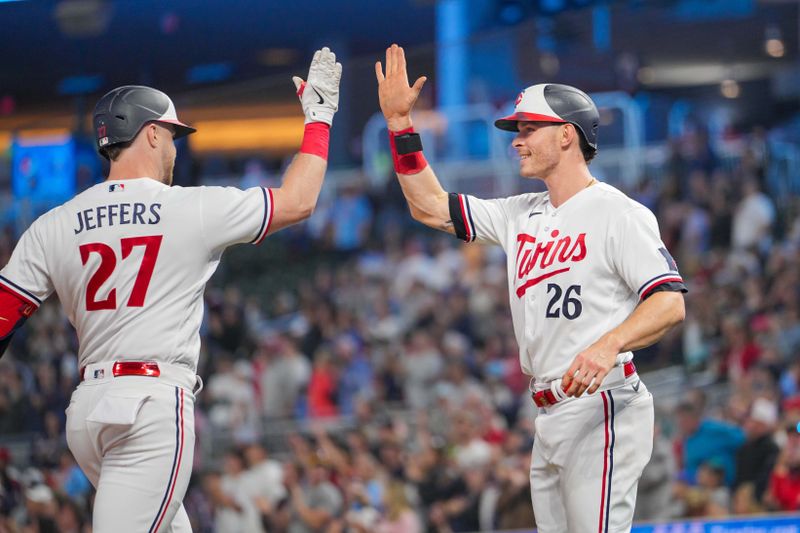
494, 112, 565, 132
157, 119, 197, 139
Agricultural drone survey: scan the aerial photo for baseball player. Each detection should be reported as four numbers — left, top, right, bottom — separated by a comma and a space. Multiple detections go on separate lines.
0, 47, 341, 532
376, 44, 686, 532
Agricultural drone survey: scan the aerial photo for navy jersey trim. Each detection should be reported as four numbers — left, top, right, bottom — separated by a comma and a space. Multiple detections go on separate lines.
448, 193, 476, 242
0, 275, 42, 306
464, 195, 476, 242
250, 187, 269, 244
642, 280, 687, 301
636, 272, 680, 296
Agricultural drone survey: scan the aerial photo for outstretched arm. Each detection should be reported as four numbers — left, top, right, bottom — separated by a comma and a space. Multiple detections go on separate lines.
375, 44, 453, 234
269, 47, 342, 234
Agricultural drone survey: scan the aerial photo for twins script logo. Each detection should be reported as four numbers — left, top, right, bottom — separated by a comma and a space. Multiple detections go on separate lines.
515, 230, 587, 297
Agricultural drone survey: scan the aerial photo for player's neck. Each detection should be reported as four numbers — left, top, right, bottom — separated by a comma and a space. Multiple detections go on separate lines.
543, 165, 595, 208
107, 159, 165, 184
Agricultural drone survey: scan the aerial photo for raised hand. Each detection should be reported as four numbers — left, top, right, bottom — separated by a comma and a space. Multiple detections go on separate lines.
293, 47, 342, 125
375, 44, 427, 131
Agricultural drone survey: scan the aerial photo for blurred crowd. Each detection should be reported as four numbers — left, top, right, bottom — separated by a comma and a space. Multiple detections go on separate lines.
1, 123, 800, 532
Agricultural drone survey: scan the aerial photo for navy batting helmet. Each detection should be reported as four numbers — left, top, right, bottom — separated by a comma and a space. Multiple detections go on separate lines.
93, 85, 196, 158
494, 83, 599, 152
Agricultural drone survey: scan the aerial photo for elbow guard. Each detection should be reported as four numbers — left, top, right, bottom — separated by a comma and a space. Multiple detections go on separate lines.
0, 286, 37, 357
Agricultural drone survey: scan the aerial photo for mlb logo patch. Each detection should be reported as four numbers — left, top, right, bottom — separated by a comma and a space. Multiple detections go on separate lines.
108, 184, 125, 193
93, 369, 105, 379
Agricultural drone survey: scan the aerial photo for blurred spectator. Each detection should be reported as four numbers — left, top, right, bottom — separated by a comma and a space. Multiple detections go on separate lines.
731, 481, 765, 515
697, 461, 730, 516
241, 442, 286, 511
432, 466, 498, 532
373, 481, 421, 533
635, 424, 676, 521
326, 181, 373, 252
450, 411, 493, 470
206, 357, 260, 441
731, 178, 775, 252
675, 399, 745, 486
52, 451, 90, 505
400, 330, 444, 410
0, 447, 21, 527
733, 398, 780, 501
719, 315, 762, 384
494, 439, 535, 529
31, 411, 66, 469
281, 460, 343, 533
259, 335, 311, 418
335, 335, 373, 416
207, 449, 263, 533
307, 351, 339, 418
55, 496, 87, 533
766, 421, 800, 511
24, 482, 58, 533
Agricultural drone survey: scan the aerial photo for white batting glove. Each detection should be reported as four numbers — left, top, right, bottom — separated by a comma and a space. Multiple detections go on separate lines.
292, 47, 342, 126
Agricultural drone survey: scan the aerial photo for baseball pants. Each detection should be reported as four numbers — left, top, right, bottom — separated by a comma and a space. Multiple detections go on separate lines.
66, 363, 198, 533
530, 379, 654, 533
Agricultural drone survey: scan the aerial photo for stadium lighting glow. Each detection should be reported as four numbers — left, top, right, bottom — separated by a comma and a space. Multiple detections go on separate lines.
765, 38, 785, 58
764, 24, 785, 58
720, 79, 740, 99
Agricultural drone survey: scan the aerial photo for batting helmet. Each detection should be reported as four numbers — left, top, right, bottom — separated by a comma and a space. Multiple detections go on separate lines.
93, 85, 196, 157
494, 83, 599, 152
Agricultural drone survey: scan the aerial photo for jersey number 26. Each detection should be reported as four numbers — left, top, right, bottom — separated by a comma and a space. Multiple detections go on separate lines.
79, 235, 163, 311
545, 283, 582, 320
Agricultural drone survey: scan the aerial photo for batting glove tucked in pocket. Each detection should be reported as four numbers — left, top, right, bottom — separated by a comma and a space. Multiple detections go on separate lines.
292, 47, 342, 126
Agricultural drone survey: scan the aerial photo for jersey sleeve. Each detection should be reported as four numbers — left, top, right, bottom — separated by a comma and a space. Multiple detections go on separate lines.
612, 206, 687, 301
199, 186, 274, 251
0, 221, 53, 308
448, 193, 510, 246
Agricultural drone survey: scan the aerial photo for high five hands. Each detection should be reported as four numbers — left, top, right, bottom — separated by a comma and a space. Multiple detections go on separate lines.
375, 44, 427, 131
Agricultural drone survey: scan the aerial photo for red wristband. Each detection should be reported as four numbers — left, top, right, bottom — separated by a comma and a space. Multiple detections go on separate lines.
389, 127, 427, 175
300, 122, 330, 160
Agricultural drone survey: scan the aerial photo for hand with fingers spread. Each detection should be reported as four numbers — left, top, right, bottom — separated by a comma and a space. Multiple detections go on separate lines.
293, 46, 342, 126
561, 334, 621, 397
375, 43, 427, 131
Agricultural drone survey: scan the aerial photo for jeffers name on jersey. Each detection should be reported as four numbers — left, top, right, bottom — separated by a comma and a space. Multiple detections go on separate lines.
73, 203, 162, 235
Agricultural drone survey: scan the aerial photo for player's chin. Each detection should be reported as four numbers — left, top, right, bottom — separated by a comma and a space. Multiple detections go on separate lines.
518, 165, 539, 179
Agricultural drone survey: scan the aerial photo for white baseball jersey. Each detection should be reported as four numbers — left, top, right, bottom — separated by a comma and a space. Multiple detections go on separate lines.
0, 177, 274, 372
449, 182, 685, 383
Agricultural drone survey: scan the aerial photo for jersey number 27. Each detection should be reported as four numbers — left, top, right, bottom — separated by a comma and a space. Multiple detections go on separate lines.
79, 235, 163, 311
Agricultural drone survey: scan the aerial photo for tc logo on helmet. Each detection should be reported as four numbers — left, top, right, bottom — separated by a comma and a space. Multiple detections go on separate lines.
515, 92, 524, 107
97, 124, 109, 146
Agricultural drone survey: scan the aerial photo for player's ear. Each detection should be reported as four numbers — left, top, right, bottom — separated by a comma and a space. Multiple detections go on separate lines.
561, 123, 576, 150
145, 122, 159, 148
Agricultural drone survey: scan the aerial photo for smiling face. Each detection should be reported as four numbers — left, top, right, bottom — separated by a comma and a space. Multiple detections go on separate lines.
512, 121, 564, 179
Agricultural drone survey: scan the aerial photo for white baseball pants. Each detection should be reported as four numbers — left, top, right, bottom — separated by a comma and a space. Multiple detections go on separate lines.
66, 362, 198, 533
530, 379, 654, 533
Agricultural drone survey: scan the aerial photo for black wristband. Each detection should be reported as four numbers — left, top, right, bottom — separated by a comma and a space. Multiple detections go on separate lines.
394, 132, 423, 155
